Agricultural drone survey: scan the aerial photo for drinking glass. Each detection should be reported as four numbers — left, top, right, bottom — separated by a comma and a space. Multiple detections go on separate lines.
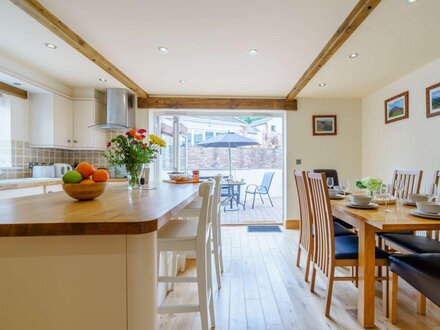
339, 180, 350, 197
380, 183, 391, 212
326, 177, 334, 189
425, 183, 437, 202
394, 181, 405, 205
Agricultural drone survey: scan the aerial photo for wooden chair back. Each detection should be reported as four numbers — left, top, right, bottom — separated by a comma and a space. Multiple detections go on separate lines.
391, 170, 423, 199
307, 171, 335, 277
212, 175, 223, 242
197, 181, 215, 246
294, 170, 313, 253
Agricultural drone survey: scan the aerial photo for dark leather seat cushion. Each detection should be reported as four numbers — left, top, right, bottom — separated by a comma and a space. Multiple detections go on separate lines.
333, 216, 354, 229
381, 233, 440, 253
333, 222, 356, 237
379, 231, 413, 236
335, 235, 388, 260
390, 253, 440, 307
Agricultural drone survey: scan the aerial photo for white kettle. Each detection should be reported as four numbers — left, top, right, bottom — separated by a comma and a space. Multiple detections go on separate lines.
54, 163, 72, 178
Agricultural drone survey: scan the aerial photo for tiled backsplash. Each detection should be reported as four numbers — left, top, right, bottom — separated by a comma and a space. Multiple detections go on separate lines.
0, 140, 108, 179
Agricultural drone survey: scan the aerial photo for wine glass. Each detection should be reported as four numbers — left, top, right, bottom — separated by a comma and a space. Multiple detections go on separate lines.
380, 183, 391, 212
425, 183, 437, 202
339, 179, 350, 197
394, 181, 405, 205
326, 177, 334, 189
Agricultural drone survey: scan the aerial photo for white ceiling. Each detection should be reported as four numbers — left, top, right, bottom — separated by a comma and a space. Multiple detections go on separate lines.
299, 0, 440, 99
2, 0, 356, 97
1, 0, 438, 99
0, 0, 125, 92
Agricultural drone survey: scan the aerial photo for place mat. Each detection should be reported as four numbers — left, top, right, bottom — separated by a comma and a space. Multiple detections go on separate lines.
163, 180, 201, 184
345, 202, 379, 209
372, 196, 396, 205
410, 210, 440, 220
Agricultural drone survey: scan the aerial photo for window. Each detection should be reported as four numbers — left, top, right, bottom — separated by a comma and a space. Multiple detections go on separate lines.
0, 94, 12, 168
193, 130, 203, 144
204, 131, 215, 140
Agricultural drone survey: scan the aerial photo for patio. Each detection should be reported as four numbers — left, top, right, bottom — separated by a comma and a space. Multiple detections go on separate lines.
220, 197, 283, 225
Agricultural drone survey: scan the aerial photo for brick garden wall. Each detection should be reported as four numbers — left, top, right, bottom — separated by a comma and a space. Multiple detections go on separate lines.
187, 146, 282, 170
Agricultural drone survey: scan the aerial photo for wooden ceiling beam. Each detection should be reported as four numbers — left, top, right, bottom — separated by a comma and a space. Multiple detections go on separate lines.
0, 82, 28, 99
286, 0, 382, 100
10, 0, 149, 98
138, 97, 297, 111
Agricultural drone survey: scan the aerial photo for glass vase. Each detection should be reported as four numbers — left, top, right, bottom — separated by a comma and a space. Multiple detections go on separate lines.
125, 163, 146, 190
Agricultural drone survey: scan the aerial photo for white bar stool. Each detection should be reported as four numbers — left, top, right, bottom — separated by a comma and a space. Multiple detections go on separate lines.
172, 175, 224, 289
157, 181, 215, 330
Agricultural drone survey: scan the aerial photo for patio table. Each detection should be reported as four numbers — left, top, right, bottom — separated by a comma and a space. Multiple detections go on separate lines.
331, 199, 440, 328
222, 181, 246, 211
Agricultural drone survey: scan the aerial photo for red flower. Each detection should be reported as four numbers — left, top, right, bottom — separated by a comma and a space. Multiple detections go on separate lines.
141, 143, 147, 149
138, 129, 147, 134
130, 140, 136, 145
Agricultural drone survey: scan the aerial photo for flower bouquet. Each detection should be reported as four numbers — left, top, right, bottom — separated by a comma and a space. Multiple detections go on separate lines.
105, 129, 166, 189
356, 177, 383, 197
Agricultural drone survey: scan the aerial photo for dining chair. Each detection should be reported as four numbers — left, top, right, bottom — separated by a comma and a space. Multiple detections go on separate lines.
244, 171, 275, 209
306, 172, 389, 317
389, 253, 440, 324
294, 171, 355, 283
390, 170, 423, 200
157, 181, 215, 330
172, 175, 224, 289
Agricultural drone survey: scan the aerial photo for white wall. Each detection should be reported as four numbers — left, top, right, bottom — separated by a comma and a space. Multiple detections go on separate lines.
361, 58, 440, 188
286, 98, 362, 219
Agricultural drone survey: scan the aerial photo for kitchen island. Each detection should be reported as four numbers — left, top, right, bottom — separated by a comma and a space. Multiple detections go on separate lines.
0, 182, 199, 330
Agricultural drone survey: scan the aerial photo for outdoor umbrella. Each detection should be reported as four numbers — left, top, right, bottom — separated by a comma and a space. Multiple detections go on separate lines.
197, 132, 260, 178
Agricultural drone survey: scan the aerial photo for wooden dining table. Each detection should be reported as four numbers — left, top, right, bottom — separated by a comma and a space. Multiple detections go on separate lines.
331, 199, 440, 328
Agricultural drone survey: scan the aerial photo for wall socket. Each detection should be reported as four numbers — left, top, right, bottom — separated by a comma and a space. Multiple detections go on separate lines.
296, 159, 302, 165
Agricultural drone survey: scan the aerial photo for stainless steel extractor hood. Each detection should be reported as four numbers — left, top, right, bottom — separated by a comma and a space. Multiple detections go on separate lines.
95, 88, 135, 130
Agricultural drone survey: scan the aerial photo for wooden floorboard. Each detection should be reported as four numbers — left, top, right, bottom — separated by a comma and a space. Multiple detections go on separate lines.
158, 227, 440, 329
220, 197, 282, 225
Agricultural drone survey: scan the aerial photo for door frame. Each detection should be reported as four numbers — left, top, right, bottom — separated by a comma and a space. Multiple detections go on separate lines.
151, 109, 287, 223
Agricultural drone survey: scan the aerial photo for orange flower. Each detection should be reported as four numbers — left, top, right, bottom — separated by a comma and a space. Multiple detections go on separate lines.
134, 134, 143, 141
128, 129, 136, 137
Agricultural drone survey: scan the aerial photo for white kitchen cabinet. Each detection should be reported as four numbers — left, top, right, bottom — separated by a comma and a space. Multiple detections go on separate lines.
73, 100, 107, 150
30, 94, 73, 148
30, 93, 106, 150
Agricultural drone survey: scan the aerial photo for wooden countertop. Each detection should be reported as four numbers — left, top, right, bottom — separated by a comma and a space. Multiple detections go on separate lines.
0, 178, 128, 191
0, 182, 199, 237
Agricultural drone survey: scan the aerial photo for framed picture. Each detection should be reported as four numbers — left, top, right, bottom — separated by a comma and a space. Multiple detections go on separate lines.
312, 115, 337, 136
384, 91, 409, 124
426, 82, 440, 118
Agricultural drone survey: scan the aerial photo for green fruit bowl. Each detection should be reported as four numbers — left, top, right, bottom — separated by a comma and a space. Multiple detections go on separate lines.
62, 183, 108, 201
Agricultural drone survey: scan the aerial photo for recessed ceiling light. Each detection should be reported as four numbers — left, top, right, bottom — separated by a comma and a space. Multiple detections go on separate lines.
179, 80, 186, 84
45, 42, 57, 49
248, 49, 258, 55
406, 0, 417, 3
158, 46, 169, 53
349, 52, 359, 59
244, 81, 252, 85
13, 82, 22, 86
318, 83, 326, 87
99, 78, 107, 82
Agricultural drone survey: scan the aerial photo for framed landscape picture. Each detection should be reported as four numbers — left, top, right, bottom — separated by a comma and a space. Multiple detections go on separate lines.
426, 82, 440, 118
384, 91, 409, 124
312, 115, 337, 136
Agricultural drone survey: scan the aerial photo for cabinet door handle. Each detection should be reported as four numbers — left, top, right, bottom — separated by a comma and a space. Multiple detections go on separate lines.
74, 140, 78, 143
67, 139, 71, 143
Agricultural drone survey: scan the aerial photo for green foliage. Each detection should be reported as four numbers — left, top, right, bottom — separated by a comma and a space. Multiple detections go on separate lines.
356, 177, 383, 192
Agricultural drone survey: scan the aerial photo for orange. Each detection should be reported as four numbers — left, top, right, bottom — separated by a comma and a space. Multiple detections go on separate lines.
76, 162, 95, 179
92, 169, 109, 182
80, 179, 95, 184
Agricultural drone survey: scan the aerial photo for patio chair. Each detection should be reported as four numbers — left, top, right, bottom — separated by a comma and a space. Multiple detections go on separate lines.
244, 172, 275, 209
